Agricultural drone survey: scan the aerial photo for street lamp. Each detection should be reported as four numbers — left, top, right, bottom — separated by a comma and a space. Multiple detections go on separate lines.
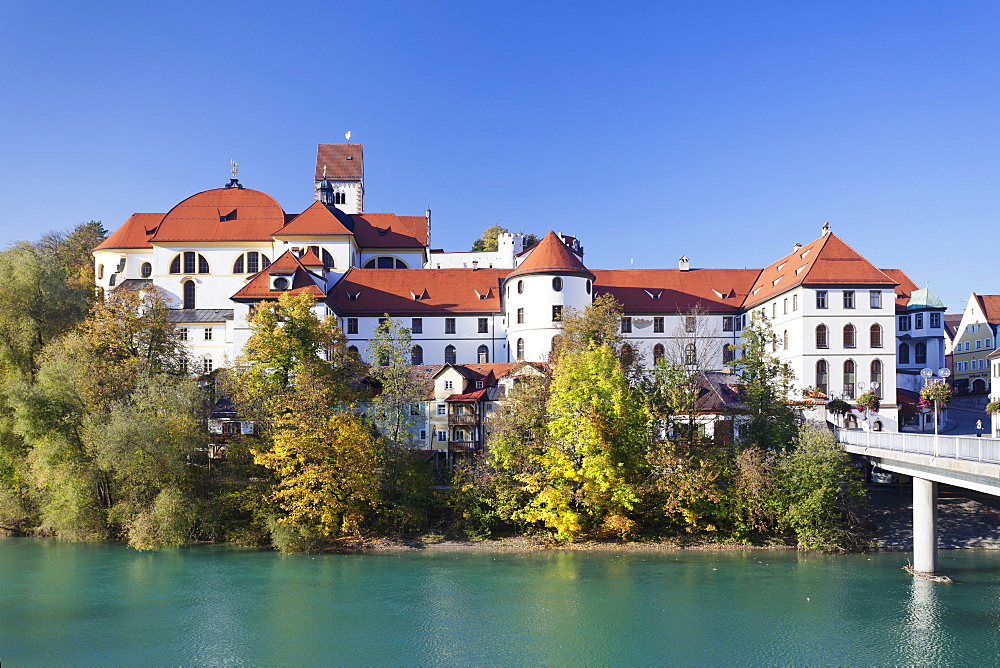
921, 367, 951, 454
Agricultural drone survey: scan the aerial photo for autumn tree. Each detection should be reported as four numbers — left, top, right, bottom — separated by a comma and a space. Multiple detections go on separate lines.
518, 342, 651, 540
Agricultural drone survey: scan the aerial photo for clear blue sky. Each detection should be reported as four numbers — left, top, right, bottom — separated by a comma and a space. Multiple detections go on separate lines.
2, 1, 998, 314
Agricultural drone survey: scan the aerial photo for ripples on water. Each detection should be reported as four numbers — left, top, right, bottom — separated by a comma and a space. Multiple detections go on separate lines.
2, 539, 1000, 665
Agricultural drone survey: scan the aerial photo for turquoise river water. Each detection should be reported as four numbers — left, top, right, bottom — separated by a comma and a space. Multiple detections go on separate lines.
3, 539, 1000, 664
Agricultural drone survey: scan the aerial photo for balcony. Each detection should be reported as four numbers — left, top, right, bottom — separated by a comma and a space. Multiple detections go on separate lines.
448, 414, 477, 426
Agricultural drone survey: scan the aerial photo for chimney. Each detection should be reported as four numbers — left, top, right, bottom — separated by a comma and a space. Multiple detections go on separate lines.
678, 255, 690, 272
472, 260, 479, 271
821, 222, 831, 236
793, 243, 802, 252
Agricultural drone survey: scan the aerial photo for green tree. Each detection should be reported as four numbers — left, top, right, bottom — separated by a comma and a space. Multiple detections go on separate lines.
366, 316, 420, 448
772, 425, 869, 550
730, 310, 798, 450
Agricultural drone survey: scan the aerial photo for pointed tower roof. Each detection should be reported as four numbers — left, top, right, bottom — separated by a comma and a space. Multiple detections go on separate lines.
506, 231, 594, 280
906, 286, 946, 310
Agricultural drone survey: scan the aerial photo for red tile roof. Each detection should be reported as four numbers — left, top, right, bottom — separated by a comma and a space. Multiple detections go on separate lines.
277, 200, 354, 236
151, 188, 287, 243
507, 231, 594, 280
975, 294, 1000, 325
328, 268, 507, 314
593, 268, 758, 314
315, 144, 363, 181
351, 213, 428, 248
230, 250, 324, 301
744, 233, 897, 309
95, 213, 164, 250
880, 269, 918, 312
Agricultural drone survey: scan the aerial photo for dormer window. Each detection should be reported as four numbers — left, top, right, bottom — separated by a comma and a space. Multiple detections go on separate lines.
644, 290, 662, 300
220, 209, 237, 222
271, 275, 291, 291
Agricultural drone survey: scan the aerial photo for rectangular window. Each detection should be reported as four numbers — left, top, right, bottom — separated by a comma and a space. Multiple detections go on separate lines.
914, 313, 923, 329
977, 340, 982, 349
783, 298, 788, 315
898, 315, 910, 332
723, 316, 734, 332
411, 318, 422, 334
347, 318, 358, 334
516, 309, 524, 324
792, 294, 798, 311
184, 251, 196, 274
653, 317, 664, 333
437, 404, 446, 415
445, 318, 456, 334
552, 305, 562, 322
966, 341, 971, 351
987, 338, 993, 348
685, 316, 696, 332
870, 291, 882, 308
378, 317, 388, 326
179, 327, 188, 341
444, 380, 454, 391
203, 357, 213, 374
930, 313, 941, 328
475, 380, 484, 389
420, 430, 427, 441
621, 317, 632, 333
437, 431, 447, 442
816, 291, 828, 309
478, 317, 488, 333
843, 291, 855, 309
771, 303, 777, 319
204, 327, 212, 340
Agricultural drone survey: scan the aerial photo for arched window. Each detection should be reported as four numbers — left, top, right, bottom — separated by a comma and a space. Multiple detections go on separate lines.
109, 274, 117, 287
411, 345, 423, 365
843, 360, 856, 399
621, 344, 635, 367
723, 343, 735, 364
899, 342, 910, 364
552, 276, 563, 292
653, 343, 665, 364
478, 345, 489, 364
363, 256, 408, 269
586, 280, 592, 294
183, 280, 196, 310
170, 251, 210, 275
348, 345, 360, 357
816, 359, 828, 395
870, 324, 883, 348
843, 324, 856, 348
915, 342, 927, 365
816, 324, 829, 349
233, 251, 271, 274
97, 264, 104, 279
140, 262, 152, 278
516, 338, 525, 360
517, 280, 524, 294
783, 330, 789, 350
871, 359, 883, 398
684, 343, 696, 366
444, 345, 456, 365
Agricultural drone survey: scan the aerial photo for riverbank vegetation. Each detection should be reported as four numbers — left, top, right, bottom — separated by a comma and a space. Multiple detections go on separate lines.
0, 226, 869, 552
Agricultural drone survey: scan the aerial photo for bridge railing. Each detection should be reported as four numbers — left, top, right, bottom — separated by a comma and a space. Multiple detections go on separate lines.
835, 428, 1000, 465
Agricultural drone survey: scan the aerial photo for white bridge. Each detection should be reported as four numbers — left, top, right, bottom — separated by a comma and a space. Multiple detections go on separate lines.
836, 428, 1000, 574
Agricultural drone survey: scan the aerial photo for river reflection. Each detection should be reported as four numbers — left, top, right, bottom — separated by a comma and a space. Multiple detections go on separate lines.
4, 540, 1000, 664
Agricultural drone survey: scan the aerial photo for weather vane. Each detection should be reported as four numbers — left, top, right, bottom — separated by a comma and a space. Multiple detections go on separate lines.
345, 130, 351, 143
230, 159, 239, 178
322, 165, 328, 178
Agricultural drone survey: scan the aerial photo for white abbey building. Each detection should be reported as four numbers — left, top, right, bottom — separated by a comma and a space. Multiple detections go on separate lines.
95, 144, 945, 434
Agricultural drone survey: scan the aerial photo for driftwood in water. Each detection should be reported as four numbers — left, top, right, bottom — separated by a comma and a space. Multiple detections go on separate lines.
903, 562, 954, 583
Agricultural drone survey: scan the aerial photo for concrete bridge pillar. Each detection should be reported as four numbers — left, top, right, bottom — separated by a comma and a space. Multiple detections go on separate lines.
912, 477, 938, 574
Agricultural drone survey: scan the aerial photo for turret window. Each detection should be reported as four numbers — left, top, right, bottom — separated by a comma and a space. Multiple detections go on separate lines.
552, 277, 563, 292
140, 262, 152, 278
516, 338, 524, 360
517, 280, 524, 294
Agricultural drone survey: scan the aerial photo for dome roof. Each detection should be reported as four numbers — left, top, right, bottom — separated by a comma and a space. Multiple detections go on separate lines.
151, 187, 286, 242
506, 231, 594, 281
